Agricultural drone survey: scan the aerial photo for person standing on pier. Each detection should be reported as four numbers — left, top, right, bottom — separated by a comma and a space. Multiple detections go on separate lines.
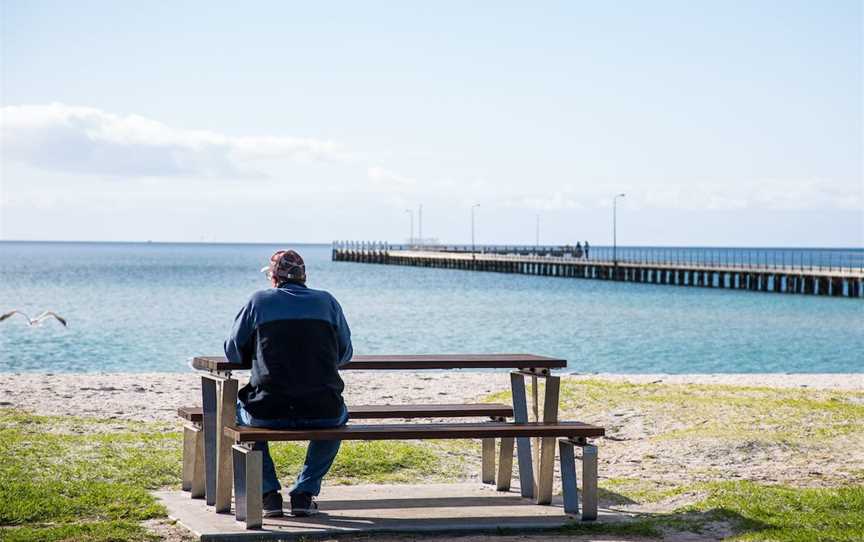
575, 241, 583, 259
584, 241, 590, 260
224, 249, 353, 518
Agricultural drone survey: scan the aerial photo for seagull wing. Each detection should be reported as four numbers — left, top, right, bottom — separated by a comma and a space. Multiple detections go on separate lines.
0, 310, 29, 323
33, 311, 68, 327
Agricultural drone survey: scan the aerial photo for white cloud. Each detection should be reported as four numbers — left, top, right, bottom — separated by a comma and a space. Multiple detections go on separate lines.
502, 191, 584, 210
630, 178, 861, 212
1, 103, 346, 178
367, 166, 416, 187
2, 104, 858, 215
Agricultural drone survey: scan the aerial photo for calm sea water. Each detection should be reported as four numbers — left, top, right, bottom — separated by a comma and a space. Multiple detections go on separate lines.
1, 241, 862, 373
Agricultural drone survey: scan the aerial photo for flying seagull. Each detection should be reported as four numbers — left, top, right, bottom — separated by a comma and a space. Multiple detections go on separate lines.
0, 310, 68, 327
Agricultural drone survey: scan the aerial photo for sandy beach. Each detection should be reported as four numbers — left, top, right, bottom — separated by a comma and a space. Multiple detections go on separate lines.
5, 372, 861, 486
2, 371, 861, 423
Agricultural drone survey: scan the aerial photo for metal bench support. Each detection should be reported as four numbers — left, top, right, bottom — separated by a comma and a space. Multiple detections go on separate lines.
182, 424, 195, 491
496, 437, 515, 491
558, 438, 598, 521
481, 438, 496, 484
232, 444, 263, 529
182, 423, 205, 498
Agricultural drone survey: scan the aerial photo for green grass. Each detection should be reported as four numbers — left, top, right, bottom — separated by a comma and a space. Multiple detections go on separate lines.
485, 379, 864, 443
4, 376, 864, 542
687, 482, 864, 542
601, 477, 693, 504
0, 410, 178, 542
269, 440, 441, 484
555, 482, 864, 541
484, 379, 864, 541
0, 408, 440, 541
0, 521, 155, 542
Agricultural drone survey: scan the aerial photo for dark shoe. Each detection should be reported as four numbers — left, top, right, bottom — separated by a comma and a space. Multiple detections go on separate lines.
290, 492, 319, 517
262, 491, 283, 517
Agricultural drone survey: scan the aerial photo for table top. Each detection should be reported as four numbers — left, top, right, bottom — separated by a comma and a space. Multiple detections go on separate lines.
192, 353, 566, 372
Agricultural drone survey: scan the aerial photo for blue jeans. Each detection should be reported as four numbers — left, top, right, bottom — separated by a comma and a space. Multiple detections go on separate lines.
235, 401, 348, 496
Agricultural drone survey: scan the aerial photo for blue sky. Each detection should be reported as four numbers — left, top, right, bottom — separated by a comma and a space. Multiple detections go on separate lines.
1, 0, 861, 246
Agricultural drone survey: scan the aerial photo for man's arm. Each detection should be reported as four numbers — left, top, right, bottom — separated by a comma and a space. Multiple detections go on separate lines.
332, 297, 353, 367
224, 300, 255, 366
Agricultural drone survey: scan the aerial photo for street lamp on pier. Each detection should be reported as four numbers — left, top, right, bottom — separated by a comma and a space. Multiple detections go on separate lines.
613, 193, 626, 265
471, 203, 480, 256
535, 213, 540, 248
405, 209, 414, 246
418, 204, 423, 247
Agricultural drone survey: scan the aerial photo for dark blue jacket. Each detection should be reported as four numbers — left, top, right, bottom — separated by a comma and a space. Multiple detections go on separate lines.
224, 282, 353, 419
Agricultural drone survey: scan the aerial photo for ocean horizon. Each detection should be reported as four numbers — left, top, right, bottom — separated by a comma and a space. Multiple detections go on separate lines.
1, 240, 862, 374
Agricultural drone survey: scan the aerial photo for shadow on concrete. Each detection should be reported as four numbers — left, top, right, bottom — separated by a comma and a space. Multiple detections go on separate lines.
317, 495, 533, 511
157, 484, 641, 541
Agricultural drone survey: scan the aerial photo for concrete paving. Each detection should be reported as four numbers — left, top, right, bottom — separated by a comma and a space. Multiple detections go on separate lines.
156, 483, 623, 541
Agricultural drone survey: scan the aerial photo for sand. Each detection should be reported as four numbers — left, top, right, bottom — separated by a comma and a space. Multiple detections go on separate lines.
2, 371, 861, 423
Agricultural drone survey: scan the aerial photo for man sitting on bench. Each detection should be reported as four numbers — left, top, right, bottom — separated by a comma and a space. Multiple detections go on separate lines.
224, 249, 353, 518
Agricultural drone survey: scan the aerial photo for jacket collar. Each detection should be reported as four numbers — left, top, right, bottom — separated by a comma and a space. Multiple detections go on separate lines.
276, 280, 308, 290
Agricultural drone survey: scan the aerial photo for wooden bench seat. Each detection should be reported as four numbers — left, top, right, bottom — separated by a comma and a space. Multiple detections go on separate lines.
225, 421, 603, 441
179, 403, 515, 500
226, 421, 604, 528
179, 403, 515, 424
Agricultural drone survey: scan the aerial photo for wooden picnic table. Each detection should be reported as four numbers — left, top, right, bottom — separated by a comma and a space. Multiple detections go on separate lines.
191, 353, 565, 372
192, 353, 567, 514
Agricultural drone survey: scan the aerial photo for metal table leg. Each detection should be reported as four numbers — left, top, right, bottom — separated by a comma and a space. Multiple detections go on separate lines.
215, 378, 239, 513
510, 372, 534, 498
201, 375, 218, 506
536, 375, 560, 504
531, 375, 540, 497
201, 372, 238, 513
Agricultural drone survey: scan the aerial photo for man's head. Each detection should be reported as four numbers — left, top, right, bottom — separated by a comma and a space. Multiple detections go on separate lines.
261, 250, 306, 286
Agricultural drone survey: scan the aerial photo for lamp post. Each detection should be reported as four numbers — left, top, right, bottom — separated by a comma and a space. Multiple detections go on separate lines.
535, 213, 540, 248
418, 204, 423, 247
471, 203, 480, 256
613, 193, 626, 265
405, 209, 414, 246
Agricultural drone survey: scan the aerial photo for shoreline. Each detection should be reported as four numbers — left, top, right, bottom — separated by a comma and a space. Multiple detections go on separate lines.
1, 371, 861, 423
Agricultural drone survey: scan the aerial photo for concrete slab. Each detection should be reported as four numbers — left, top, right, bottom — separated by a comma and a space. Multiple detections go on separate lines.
156, 483, 623, 541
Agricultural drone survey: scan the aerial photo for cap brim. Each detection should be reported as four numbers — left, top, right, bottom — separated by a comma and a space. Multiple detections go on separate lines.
260, 266, 270, 273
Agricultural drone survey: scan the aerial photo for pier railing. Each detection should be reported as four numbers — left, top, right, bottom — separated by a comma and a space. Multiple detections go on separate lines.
332, 241, 864, 273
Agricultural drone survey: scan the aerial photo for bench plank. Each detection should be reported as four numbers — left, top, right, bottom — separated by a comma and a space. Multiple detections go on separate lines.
351, 404, 514, 418
192, 354, 567, 372
225, 421, 605, 442
179, 403, 514, 423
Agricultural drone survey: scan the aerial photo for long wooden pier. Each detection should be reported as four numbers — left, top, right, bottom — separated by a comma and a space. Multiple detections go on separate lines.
332, 242, 864, 298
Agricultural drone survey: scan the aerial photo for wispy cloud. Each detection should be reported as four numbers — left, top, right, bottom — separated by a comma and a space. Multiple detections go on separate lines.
2, 104, 858, 214
502, 191, 584, 211
367, 166, 416, 187
632, 179, 861, 212
504, 179, 861, 213
1, 103, 346, 178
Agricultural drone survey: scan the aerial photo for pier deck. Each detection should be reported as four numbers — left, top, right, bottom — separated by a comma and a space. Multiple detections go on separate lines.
333, 244, 863, 298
